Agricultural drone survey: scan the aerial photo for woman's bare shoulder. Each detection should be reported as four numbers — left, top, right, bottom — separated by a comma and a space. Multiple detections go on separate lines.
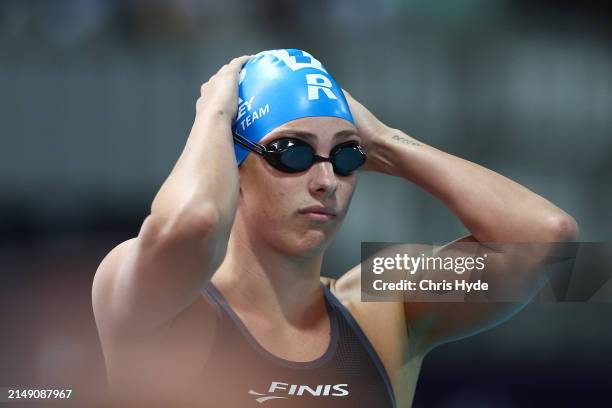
321, 264, 361, 303
319, 275, 337, 289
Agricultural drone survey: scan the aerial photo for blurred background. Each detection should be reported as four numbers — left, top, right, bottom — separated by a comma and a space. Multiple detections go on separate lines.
1, 0, 611, 406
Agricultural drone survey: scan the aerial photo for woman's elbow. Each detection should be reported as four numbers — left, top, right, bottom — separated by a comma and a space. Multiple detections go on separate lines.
547, 214, 580, 242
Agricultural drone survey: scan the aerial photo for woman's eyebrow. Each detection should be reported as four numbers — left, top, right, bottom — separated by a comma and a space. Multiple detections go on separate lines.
272, 130, 317, 140
334, 129, 360, 140
272, 129, 359, 140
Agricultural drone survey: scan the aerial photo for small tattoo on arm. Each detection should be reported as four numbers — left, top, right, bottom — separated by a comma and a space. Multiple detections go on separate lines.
391, 134, 420, 146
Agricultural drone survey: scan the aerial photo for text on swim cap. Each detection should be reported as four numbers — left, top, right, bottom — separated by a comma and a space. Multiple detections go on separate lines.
306, 74, 338, 101
237, 96, 254, 121
239, 103, 270, 131
269, 49, 329, 73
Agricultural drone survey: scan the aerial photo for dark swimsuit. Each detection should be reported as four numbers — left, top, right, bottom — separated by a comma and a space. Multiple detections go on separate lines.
198, 282, 396, 407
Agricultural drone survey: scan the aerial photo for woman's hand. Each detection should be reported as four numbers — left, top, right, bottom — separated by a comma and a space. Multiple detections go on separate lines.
196, 55, 252, 123
342, 89, 393, 173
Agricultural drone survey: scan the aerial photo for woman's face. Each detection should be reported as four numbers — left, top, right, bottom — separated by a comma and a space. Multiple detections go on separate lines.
237, 116, 361, 257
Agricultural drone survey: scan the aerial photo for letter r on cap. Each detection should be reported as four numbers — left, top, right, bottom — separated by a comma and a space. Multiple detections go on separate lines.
306, 74, 337, 100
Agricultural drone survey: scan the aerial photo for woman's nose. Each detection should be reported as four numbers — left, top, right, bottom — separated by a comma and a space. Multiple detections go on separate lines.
309, 160, 338, 195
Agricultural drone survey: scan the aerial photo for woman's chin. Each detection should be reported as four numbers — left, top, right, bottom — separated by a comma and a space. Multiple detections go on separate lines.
294, 231, 332, 255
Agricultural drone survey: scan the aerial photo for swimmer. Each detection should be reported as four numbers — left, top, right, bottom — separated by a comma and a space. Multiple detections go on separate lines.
92, 49, 578, 407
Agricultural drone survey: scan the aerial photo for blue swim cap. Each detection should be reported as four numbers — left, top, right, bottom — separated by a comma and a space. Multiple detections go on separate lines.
232, 49, 354, 165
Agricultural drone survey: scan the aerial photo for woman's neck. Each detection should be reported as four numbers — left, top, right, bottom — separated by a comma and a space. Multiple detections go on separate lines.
211, 233, 327, 328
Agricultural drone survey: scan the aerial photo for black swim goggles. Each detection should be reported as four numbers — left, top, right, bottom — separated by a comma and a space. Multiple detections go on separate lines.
233, 132, 367, 176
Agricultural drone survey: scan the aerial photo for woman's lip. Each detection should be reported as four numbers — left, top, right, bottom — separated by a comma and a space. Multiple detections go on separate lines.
298, 206, 337, 216
299, 212, 335, 221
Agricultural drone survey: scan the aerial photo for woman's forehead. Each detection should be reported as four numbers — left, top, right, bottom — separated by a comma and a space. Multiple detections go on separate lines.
260, 117, 358, 145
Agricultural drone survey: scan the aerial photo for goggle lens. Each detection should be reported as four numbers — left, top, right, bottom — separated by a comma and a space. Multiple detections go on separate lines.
279, 144, 313, 171
266, 138, 365, 175
233, 133, 367, 175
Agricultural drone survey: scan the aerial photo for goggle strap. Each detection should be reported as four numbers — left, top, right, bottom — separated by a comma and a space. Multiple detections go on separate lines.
233, 131, 266, 155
